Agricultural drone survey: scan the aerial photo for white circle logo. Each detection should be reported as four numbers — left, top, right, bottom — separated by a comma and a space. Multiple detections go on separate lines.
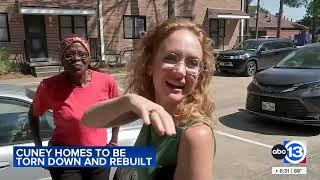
284, 141, 306, 164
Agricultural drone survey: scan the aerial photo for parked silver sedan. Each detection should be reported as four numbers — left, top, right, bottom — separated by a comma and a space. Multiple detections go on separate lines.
0, 84, 141, 180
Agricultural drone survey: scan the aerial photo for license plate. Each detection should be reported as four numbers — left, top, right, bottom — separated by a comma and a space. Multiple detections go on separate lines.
262, 101, 275, 111
219, 62, 233, 66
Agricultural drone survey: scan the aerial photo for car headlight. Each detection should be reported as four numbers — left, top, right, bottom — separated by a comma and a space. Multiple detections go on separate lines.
282, 81, 320, 92
252, 77, 259, 86
233, 54, 249, 59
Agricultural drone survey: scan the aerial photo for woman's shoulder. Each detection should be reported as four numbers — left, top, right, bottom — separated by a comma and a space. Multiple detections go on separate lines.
41, 73, 64, 86
92, 70, 116, 82
179, 117, 215, 132
179, 119, 215, 146
179, 123, 215, 157
183, 123, 214, 141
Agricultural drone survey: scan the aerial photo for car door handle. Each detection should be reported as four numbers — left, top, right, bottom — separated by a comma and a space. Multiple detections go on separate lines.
0, 161, 10, 170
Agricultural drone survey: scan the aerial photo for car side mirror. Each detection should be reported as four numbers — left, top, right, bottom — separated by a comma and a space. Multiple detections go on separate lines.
259, 47, 267, 52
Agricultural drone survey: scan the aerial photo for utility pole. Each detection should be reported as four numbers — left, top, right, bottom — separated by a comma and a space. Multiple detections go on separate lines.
168, 0, 175, 18
240, 0, 245, 42
277, 0, 284, 38
255, 0, 260, 39
95, 0, 105, 67
245, 0, 250, 36
96, 0, 101, 64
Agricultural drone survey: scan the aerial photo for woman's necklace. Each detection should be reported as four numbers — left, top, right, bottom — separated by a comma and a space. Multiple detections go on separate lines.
70, 70, 92, 88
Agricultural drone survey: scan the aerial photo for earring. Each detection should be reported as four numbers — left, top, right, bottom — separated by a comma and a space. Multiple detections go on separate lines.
147, 69, 152, 76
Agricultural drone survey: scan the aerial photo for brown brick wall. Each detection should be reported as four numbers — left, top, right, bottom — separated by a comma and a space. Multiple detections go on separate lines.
224, 19, 240, 49
44, 15, 97, 60
267, 29, 300, 40
0, 0, 243, 61
0, 0, 97, 61
45, 16, 60, 59
0, 0, 25, 60
102, 0, 242, 53
176, 0, 241, 24
102, 0, 167, 53
176, 0, 242, 50
87, 15, 98, 38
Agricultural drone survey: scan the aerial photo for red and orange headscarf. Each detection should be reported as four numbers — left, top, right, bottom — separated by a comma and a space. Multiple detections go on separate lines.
59, 34, 90, 58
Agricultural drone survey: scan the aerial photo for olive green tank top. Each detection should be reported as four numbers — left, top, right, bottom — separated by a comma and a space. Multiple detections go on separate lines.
113, 120, 215, 180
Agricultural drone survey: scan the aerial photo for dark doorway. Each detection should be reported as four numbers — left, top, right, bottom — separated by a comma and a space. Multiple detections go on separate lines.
24, 15, 48, 60
209, 19, 225, 50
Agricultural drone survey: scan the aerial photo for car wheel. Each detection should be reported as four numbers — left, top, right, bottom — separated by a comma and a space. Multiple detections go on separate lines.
244, 61, 257, 77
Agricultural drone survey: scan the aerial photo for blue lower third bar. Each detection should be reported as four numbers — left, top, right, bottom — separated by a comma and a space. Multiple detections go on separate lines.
13, 146, 156, 168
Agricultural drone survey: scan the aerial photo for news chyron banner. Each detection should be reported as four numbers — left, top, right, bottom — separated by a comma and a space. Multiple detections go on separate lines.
13, 146, 156, 168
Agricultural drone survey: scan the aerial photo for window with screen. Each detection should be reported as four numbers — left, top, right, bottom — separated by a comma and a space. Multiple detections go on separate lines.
0, 13, 9, 42
209, 19, 225, 48
59, 16, 87, 40
123, 15, 146, 39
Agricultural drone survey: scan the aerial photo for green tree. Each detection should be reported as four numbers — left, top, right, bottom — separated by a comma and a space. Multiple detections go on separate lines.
305, 0, 320, 42
277, 0, 310, 37
248, 5, 270, 16
284, 0, 309, 7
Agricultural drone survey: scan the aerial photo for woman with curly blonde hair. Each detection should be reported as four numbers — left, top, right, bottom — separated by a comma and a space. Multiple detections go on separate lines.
82, 17, 216, 180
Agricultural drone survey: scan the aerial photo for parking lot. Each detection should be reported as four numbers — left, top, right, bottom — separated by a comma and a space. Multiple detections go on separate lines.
8, 71, 320, 180
115, 71, 320, 180
205, 72, 320, 180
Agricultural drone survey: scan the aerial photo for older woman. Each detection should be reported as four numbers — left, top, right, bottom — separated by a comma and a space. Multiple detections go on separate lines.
82, 18, 216, 180
28, 34, 119, 180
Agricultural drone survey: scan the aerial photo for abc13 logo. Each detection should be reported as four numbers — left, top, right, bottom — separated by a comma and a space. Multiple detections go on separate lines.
271, 141, 306, 164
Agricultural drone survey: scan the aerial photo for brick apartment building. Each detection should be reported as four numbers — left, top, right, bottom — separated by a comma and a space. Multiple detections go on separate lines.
0, 0, 248, 75
249, 13, 308, 39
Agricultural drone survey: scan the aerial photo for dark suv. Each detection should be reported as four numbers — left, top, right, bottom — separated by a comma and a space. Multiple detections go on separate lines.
216, 39, 296, 76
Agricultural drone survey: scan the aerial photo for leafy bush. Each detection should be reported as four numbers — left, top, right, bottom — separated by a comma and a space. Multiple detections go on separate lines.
0, 48, 30, 75
0, 47, 11, 75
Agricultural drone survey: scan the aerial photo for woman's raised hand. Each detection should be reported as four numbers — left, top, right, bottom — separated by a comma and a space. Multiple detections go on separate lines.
126, 94, 176, 136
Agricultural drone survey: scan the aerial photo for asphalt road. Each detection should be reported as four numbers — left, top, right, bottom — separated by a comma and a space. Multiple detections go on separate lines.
15, 71, 320, 180
211, 72, 320, 180
114, 71, 320, 179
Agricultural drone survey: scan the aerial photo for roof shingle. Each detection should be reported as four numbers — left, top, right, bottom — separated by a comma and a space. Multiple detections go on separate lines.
249, 13, 308, 30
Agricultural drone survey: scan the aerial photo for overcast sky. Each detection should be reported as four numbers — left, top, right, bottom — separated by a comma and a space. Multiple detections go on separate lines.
250, 0, 307, 21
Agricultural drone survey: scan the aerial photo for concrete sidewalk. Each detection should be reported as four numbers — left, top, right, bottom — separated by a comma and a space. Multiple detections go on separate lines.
0, 72, 127, 87
0, 77, 44, 86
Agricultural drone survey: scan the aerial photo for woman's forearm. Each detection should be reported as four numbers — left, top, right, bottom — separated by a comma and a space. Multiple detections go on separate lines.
28, 107, 42, 146
82, 94, 136, 128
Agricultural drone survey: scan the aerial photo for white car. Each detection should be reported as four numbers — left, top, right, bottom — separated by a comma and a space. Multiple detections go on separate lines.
0, 84, 141, 180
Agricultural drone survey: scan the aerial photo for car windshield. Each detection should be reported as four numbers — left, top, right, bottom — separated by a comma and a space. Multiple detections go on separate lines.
275, 46, 320, 69
233, 40, 261, 51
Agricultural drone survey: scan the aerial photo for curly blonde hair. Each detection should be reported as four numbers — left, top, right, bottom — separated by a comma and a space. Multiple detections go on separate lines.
126, 18, 216, 128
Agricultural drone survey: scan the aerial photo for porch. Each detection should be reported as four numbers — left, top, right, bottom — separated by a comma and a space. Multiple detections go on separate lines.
207, 8, 250, 51
18, 0, 98, 77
